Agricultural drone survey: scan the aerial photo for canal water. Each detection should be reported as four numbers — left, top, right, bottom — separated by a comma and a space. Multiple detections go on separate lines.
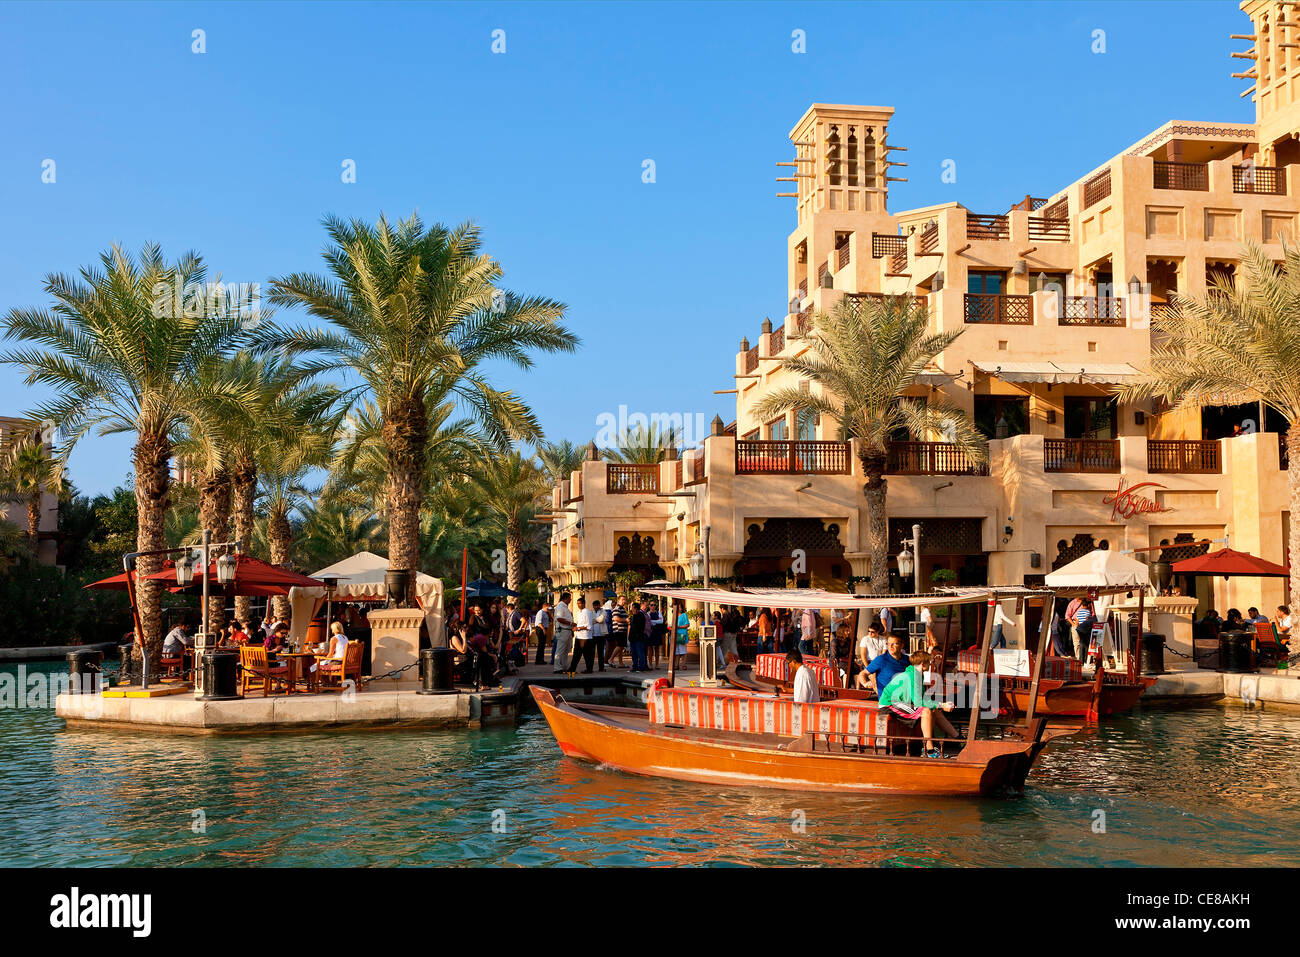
2, 663, 1297, 866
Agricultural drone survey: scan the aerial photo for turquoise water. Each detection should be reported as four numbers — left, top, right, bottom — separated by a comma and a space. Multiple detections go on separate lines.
2, 662, 1298, 866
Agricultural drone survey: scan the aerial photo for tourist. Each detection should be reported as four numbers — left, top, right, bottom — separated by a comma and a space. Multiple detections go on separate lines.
1275, 605, 1293, 646
674, 605, 690, 671
505, 602, 528, 670
462, 610, 498, 686
552, 592, 574, 674
1248, 607, 1269, 625
1196, 608, 1222, 643
569, 596, 593, 674
757, 607, 775, 655
992, 602, 1013, 649
779, 608, 796, 653
877, 650, 958, 758
711, 609, 726, 670
878, 606, 895, 638
1064, 591, 1097, 662
533, 600, 552, 665
323, 621, 349, 661
788, 648, 819, 704
1224, 608, 1246, 631
628, 601, 649, 674
260, 615, 275, 641
721, 605, 744, 666
799, 606, 819, 657
162, 622, 191, 657
865, 633, 910, 697
648, 602, 665, 670
590, 598, 609, 672
854, 621, 888, 691
918, 604, 934, 644
264, 623, 289, 656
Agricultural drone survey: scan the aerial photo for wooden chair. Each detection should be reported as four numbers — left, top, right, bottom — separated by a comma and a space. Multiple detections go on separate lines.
160, 649, 185, 681
318, 642, 364, 691
1254, 621, 1290, 665
239, 645, 291, 697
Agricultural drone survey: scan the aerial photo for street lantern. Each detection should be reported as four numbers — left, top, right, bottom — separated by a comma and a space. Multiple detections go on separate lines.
216, 551, 238, 586
689, 548, 704, 581
175, 551, 195, 586
897, 546, 915, 580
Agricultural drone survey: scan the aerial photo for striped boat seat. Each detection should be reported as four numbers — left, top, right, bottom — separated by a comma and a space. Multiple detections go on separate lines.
647, 684, 891, 745
956, 650, 1082, 681
754, 653, 838, 687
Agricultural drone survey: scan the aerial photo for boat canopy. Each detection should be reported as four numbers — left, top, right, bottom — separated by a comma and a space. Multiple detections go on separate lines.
636, 584, 1044, 610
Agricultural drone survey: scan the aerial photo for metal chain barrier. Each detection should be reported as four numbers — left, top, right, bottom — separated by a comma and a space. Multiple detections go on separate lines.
359, 660, 420, 685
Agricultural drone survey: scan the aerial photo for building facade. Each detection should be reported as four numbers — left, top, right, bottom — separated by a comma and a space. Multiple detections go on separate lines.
0, 416, 59, 565
546, 2, 1294, 629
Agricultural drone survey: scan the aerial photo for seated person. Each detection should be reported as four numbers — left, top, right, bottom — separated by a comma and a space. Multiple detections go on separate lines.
1275, 605, 1293, 648
1224, 608, 1246, 631
877, 651, 958, 759
787, 648, 819, 704
862, 633, 909, 697
322, 622, 349, 660
162, 623, 190, 658
264, 624, 289, 655
854, 622, 888, 691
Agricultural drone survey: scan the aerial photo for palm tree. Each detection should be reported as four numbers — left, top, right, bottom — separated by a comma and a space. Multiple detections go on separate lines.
1, 244, 260, 659
473, 449, 551, 592
602, 423, 681, 464
296, 497, 382, 571
1119, 242, 1300, 610
260, 213, 577, 581
0, 428, 63, 554
750, 295, 986, 594
537, 439, 586, 485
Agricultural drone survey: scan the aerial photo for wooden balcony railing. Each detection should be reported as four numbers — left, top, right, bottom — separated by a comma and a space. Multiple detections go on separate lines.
793, 310, 812, 335
844, 293, 928, 316
674, 459, 683, 488
1153, 161, 1208, 191
1083, 169, 1111, 209
918, 222, 940, 255
770, 324, 785, 355
1040, 197, 1069, 221
1043, 438, 1120, 473
798, 278, 808, 298
1148, 439, 1221, 474
872, 233, 907, 258
735, 440, 851, 475
1233, 164, 1286, 195
1059, 297, 1125, 326
964, 293, 1032, 324
744, 344, 759, 373
887, 441, 989, 476
887, 246, 909, 275
967, 214, 1010, 241
836, 243, 850, 270
1028, 215, 1070, 242
606, 463, 659, 494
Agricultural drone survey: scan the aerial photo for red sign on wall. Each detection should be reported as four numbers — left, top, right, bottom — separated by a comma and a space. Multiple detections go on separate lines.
1103, 476, 1175, 522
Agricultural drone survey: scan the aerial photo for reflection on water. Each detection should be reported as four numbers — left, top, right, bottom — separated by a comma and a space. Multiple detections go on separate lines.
3, 663, 1299, 866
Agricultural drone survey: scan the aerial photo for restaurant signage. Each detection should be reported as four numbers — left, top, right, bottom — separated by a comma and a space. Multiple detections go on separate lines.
1103, 476, 1174, 521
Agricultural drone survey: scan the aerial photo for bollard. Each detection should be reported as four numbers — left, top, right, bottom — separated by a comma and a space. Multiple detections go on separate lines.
197, 650, 241, 700
418, 647, 457, 695
66, 650, 103, 694
1138, 633, 1165, 675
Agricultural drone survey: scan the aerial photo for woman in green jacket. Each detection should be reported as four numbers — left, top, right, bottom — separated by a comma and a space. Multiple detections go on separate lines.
877, 650, 958, 758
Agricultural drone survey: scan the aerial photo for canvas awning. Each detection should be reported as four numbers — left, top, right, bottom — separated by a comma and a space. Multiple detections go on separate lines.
971, 360, 1144, 385
1044, 548, 1153, 596
637, 584, 1040, 610
287, 551, 444, 641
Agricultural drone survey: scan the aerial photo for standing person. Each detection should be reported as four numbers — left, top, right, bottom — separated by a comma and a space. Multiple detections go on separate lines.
711, 609, 726, 670
505, 602, 528, 669
721, 605, 742, 666
607, 596, 629, 668
628, 601, 648, 674
757, 607, 775, 655
879, 606, 895, 639
992, 601, 1014, 649
552, 592, 575, 674
674, 605, 691, 672
590, 599, 609, 672
788, 649, 819, 704
533, 599, 551, 665
854, 621, 889, 691
568, 596, 593, 674
648, 602, 665, 670
799, 606, 819, 657
1064, 591, 1097, 662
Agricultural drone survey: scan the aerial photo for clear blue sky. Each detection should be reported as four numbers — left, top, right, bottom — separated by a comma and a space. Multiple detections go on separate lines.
0, 0, 1249, 497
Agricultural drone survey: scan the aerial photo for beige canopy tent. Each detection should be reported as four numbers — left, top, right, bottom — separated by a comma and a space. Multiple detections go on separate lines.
287, 551, 444, 643
1044, 548, 1153, 597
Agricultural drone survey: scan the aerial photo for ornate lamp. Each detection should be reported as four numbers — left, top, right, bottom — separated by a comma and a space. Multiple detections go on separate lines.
689, 548, 704, 582
216, 551, 238, 586
175, 551, 196, 586
897, 546, 915, 580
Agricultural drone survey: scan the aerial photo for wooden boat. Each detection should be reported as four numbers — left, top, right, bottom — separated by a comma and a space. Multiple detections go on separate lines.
531, 684, 1072, 797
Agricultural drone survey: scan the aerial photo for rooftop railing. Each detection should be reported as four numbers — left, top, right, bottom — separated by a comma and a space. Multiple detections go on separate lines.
735, 440, 850, 475
887, 441, 989, 476
967, 214, 1010, 241
1083, 169, 1111, 209
1153, 161, 1208, 191
1028, 215, 1070, 242
606, 464, 659, 494
872, 233, 907, 258
964, 293, 1032, 324
1233, 164, 1286, 195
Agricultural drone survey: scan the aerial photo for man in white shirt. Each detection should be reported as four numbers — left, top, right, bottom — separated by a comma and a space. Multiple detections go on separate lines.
568, 596, 593, 673
589, 599, 609, 673
993, 602, 1014, 649
789, 649, 820, 704
918, 605, 934, 644
552, 592, 574, 674
533, 600, 552, 665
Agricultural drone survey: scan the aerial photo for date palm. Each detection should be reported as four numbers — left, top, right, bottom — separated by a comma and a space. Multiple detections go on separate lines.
537, 439, 587, 485
602, 423, 681, 464
473, 449, 552, 592
1119, 242, 1300, 610
260, 213, 577, 580
751, 295, 986, 595
1, 244, 260, 659
0, 427, 63, 554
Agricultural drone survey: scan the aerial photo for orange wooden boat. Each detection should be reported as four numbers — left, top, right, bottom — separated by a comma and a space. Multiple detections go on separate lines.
531, 684, 1074, 797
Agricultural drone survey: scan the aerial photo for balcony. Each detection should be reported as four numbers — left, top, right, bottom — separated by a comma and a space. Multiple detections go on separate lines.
736, 440, 850, 475
606, 464, 659, 494
770, 324, 785, 355
1043, 438, 1120, 473
1028, 215, 1070, 242
1148, 439, 1221, 474
964, 293, 1032, 324
1153, 161, 1208, 191
1083, 168, 1111, 209
887, 246, 909, 276
966, 214, 1009, 241
1058, 296, 1124, 327
1233, 164, 1286, 195
744, 344, 758, 373
872, 233, 907, 259
887, 441, 989, 476
836, 242, 850, 270
917, 222, 940, 255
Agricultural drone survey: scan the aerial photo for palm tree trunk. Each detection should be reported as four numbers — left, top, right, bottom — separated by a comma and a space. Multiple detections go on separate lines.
1289, 442, 1300, 614
506, 520, 523, 594
268, 505, 293, 620
26, 492, 40, 557
198, 467, 233, 635
860, 449, 889, 596
133, 433, 171, 665
383, 396, 428, 582
231, 450, 257, 623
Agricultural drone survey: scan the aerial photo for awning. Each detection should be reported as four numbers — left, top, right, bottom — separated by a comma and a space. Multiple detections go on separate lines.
971, 360, 1144, 385
1171, 547, 1289, 578
1044, 548, 1152, 596
637, 584, 1045, 610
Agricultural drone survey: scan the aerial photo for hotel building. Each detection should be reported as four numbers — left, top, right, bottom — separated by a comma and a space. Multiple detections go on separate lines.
546, 2, 1296, 640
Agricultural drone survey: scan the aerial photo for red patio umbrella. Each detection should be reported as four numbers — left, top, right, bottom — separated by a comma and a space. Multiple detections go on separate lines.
1170, 547, 1290, 579
155, 554, 324, 596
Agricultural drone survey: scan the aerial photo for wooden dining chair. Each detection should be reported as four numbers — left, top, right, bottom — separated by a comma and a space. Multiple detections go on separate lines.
318, 642, 364, 691
239, 645, 291, 697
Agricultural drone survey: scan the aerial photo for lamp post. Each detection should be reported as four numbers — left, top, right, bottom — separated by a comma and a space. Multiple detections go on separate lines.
897, 523, 922, 646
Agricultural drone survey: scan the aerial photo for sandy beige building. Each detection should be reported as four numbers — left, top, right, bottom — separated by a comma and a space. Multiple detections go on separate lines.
545, 3, 1295, 641
0, 416, 58, 565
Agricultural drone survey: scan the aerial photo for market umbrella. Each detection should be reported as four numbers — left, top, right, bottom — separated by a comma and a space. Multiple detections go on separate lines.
449, 577, 519, 598
1043, 548, 1152, 596
84, 571, 133, 590
1170, 547, 1289, 578
153, 555, 324, 596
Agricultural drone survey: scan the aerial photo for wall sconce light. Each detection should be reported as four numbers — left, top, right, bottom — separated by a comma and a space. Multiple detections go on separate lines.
1134, 410, 1146, 425
1047, 410, 1057, 424
1030, 551, 1042, 569
820, 270, 834, 289
932, 272, 944, 292
1013, 259, 1028, 276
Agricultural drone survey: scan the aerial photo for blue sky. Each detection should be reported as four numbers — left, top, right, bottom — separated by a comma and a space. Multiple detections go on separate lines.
0, 0, 1249, 497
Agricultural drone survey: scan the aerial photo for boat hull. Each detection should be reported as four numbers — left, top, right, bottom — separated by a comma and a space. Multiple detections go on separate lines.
531, 686, 1060, 797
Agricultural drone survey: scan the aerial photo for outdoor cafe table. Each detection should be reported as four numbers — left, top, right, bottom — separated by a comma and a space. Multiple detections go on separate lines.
276, 651, 320, 694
